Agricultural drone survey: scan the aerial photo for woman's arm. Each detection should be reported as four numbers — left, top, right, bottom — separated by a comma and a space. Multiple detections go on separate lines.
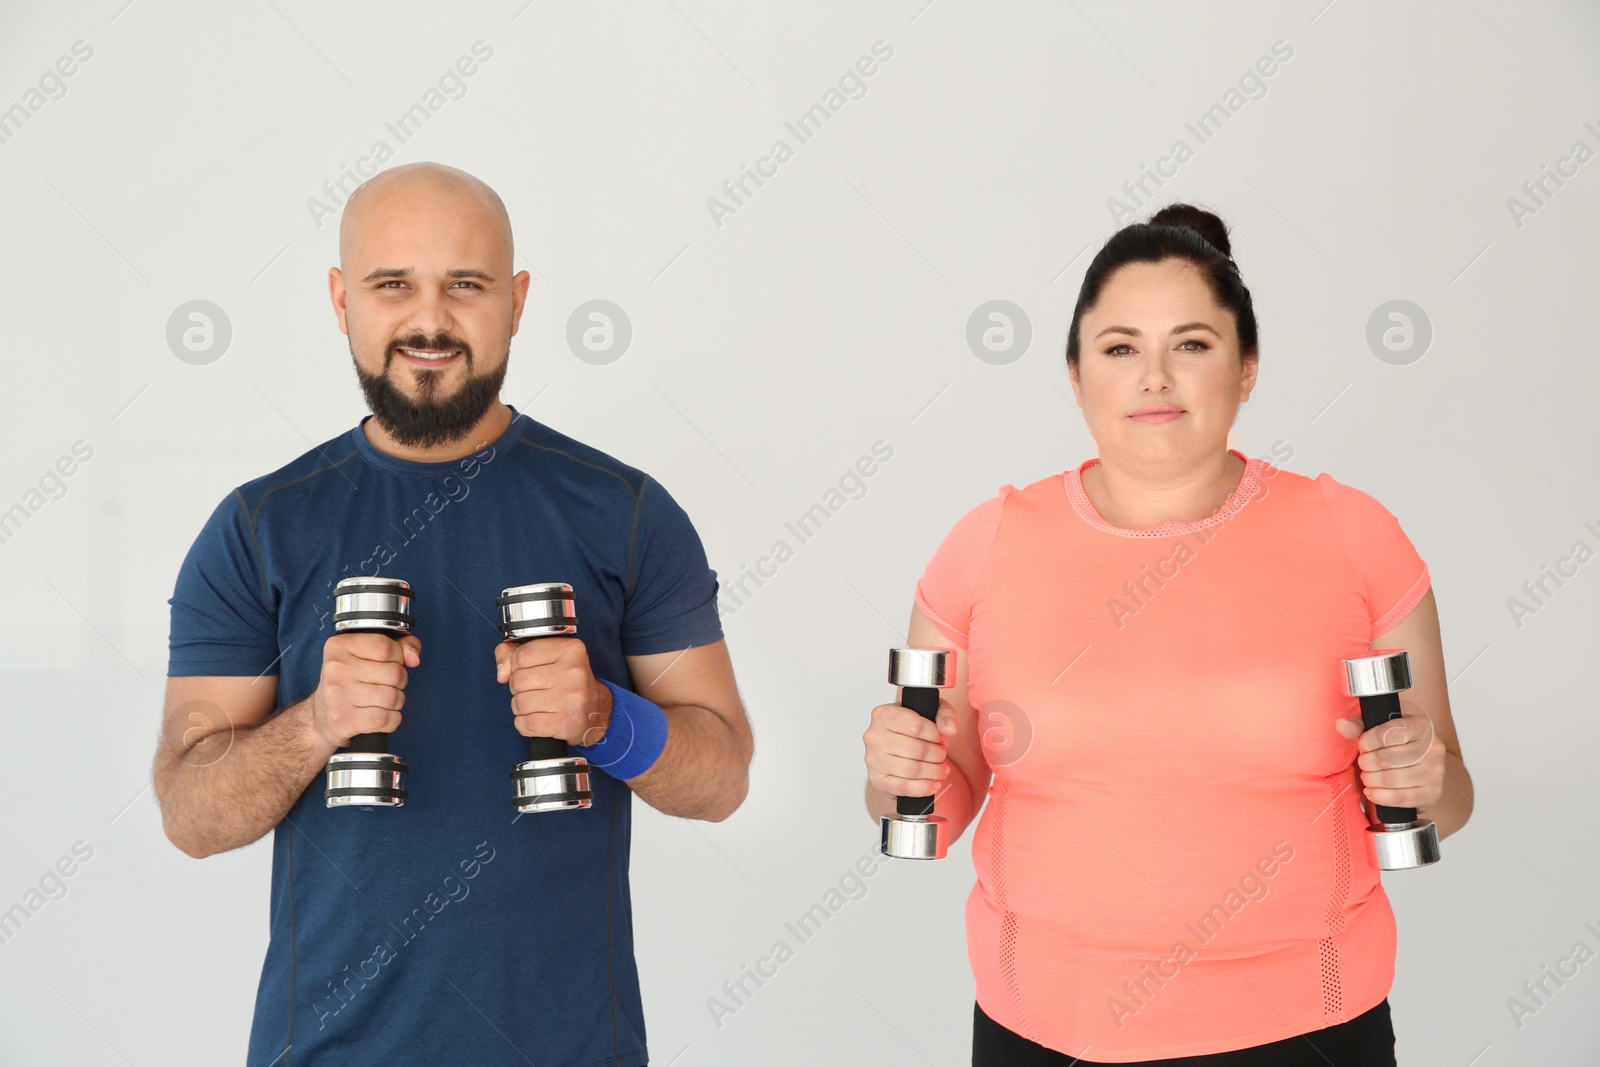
862, 604, 994, 844
1355, 587, 1474, 839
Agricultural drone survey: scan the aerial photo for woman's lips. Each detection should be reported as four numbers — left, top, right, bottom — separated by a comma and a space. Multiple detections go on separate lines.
1129, 406, 1184, 424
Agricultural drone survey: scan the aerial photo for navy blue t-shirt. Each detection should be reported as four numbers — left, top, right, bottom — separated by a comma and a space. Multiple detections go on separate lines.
167, 407, 723, 1067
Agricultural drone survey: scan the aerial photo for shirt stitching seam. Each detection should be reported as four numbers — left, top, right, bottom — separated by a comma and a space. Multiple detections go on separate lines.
626, 477, 648, 601
245, 449, 363, 525
285, 826, 296, 1066
233, 488, 275, 613
947, 486, 1007, 647
515, 438, 642, 503
1317, 475, 1426, 640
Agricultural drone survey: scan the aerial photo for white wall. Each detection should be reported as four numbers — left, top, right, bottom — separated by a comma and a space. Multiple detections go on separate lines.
2, 1, 1598, 1063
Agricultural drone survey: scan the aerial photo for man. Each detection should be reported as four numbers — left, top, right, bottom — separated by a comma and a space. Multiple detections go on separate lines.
153, 161, 753, 1066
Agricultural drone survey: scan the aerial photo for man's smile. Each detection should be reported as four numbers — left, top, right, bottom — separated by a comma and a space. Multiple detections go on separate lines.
397, 346, 461, 366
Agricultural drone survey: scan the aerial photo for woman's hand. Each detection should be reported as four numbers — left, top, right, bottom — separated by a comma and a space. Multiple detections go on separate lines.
1334, 698, 1446, 813
864, 698, 959, 798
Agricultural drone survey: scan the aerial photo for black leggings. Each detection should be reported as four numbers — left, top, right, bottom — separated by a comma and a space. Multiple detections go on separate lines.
973, 998, 1395, 1067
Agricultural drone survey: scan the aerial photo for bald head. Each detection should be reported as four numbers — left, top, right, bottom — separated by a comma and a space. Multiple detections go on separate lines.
339, 161, 514, 277
330, 161, 530, 454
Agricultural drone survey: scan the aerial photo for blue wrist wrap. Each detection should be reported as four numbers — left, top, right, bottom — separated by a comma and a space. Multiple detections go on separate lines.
574, 680, 669, 780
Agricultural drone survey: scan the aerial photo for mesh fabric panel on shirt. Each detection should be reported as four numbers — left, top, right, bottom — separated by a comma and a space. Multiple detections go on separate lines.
1319, 776, 1352, 1020
1064, 457, 1265, 539
992, 784, 1035, 1038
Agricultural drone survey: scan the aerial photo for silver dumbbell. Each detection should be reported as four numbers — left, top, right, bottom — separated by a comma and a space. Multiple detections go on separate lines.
497, 582, 593, 814
880, 646, 956, 860
323, 576, 414, 809
1342, 649, 1441, 871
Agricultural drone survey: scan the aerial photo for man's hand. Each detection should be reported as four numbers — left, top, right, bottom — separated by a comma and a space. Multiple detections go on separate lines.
309, 632, 421, 749
494, 637, 612, 746
1334, 697, 1446, 813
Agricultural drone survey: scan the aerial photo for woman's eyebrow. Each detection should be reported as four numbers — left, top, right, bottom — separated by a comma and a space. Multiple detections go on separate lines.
1094, 321, 1220, 339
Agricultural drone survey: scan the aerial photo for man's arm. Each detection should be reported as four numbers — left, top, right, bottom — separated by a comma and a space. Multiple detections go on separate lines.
153, 675, 334, 859
155, 632, 418, 857
619, 639, 752, 823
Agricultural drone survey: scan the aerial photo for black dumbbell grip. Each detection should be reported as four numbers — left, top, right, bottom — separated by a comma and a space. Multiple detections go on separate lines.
344, 626, 400, 756
895, 685, 942, 818
527, 734, 570, 761
1357, 690, 1416, 825
348, 732, 390, 754
512, 636, 573, 763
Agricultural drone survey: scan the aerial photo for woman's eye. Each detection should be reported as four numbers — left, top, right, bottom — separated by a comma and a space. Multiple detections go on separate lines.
1179, 339, 1208, 351
1106, 344, 1133, 356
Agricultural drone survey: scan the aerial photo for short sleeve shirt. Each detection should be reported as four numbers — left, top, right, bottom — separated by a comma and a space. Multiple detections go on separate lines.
167, 407, 723, 1067
914, 449, 1430, 1061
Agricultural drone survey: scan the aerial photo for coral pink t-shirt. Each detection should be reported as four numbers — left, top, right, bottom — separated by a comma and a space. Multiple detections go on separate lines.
914, 449, 1431, 1061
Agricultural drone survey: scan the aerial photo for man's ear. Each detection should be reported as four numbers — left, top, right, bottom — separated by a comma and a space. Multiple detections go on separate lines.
329, 267, 349, 336
508, 270, 531, 337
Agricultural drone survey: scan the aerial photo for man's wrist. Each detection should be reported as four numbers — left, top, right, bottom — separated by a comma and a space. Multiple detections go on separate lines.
293, 692, 338, 758
581, 678, 614, 747
572, 680, 669, 780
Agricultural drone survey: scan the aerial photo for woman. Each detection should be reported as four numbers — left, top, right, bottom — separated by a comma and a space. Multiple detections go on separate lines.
862, 204, 1472, 1066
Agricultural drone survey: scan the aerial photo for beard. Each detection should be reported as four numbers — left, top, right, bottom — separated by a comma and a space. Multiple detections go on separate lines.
352, 332, 508, 449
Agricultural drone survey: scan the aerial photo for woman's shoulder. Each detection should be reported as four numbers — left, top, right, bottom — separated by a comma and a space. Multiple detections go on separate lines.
959, 469, 1075, 523
1300, 465, 1406, 522
1254, 458, 1419, 556
1249, 450, 1335, 511
1249, 445, 1397, 510
931, 472, 1060, 553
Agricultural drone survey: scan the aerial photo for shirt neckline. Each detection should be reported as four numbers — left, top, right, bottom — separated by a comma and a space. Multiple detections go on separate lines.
351, 404, 529, 477
1063, 448, 1264, 538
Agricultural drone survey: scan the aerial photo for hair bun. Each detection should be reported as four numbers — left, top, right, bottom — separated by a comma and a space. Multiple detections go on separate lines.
1147, 203, 1233, 260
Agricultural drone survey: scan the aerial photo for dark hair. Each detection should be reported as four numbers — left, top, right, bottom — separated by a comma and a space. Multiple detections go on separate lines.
1065, 203, 1258, 371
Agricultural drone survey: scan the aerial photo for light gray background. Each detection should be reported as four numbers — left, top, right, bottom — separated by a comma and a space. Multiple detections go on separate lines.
2, 1, 1598, 1064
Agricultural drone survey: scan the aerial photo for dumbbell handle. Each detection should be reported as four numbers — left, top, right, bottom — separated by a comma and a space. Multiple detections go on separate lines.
346, 627, 398, 756
510, 635, 572, 763
895, 685, 942, 818
1356, 690, 1417, 825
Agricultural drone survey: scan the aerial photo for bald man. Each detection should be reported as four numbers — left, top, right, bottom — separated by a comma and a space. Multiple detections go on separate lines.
154, 162, 752, 1066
